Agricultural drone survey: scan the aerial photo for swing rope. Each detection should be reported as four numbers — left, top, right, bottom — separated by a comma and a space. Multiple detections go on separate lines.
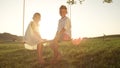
23, 0, 25, 42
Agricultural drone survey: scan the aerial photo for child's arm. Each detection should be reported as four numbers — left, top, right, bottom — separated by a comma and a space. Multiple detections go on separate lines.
53, 28, 65, 42
31, 22, 43, 42
60, 28, 65, 34
34, 30, 42, 42
64, 18, 71, 32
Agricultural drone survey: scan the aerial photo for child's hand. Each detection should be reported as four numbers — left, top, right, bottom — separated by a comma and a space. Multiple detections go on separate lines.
53, 35, 59, 43
63, 33, 70, 41
60, 28, 65, 34
40, 39, 46, 43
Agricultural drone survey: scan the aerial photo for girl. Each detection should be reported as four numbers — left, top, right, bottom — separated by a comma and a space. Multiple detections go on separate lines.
24, 13, 45, 64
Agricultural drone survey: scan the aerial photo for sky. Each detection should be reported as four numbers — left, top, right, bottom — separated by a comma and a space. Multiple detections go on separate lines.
0, 0, 120, 40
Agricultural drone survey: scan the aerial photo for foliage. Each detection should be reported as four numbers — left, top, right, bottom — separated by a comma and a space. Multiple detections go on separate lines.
67, 0, 112, 5
0, 36, 120, 68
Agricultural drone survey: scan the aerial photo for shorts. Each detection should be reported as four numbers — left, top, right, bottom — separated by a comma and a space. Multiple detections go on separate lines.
58, 33, 71, 42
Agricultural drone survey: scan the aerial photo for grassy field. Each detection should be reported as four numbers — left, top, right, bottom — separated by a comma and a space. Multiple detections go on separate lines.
0, 37, 120, 68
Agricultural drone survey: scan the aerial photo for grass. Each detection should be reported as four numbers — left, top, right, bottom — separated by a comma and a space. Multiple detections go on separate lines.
0, 37, 120, 68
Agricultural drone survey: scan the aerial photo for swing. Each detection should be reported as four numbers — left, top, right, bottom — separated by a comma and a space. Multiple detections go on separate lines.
22, 0, 38, 50
22, 0, 81, 50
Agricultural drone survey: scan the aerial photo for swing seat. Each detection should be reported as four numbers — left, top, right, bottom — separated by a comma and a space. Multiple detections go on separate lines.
24, 43, 37, 50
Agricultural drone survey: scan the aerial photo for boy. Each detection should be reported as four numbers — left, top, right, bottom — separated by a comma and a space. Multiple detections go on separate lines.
56, 5, 71, 41
50, 5, 71, 64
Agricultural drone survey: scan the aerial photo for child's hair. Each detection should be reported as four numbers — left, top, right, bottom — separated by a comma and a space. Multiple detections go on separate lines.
33, 13, 41, 19
59, 5, 68, 14
59, 5, 67, 10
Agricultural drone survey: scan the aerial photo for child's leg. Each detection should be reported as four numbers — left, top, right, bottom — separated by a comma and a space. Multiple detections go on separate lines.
50, 42, 61, 63
37, 43, 45, 64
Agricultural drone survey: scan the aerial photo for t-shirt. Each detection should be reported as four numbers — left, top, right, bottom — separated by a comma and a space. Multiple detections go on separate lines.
57, 16, 71, 39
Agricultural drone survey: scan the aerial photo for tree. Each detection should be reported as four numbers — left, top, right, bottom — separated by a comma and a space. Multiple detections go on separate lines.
67, 0, 112, 5
103, 0, 112, 3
